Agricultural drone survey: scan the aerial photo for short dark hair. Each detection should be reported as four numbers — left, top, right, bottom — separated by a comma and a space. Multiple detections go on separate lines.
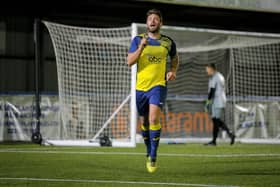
146, 9, 163, 22
206, 63, 217, 70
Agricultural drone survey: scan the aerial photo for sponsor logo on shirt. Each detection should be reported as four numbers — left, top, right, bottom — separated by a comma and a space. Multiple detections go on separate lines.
147, 54, 161, 63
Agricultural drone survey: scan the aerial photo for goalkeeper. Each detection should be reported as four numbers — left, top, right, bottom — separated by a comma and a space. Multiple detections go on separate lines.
204, 64, 235, 146
127, 9, 179, 173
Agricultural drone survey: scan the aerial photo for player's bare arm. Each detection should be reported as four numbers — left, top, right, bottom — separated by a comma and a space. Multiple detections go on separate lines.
167, 54, 179, 81
127, 37, 148, 67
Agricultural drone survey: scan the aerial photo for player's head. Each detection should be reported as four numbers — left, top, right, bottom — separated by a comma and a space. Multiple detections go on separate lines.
146, 9, 163, 33
205, 63, 217, 76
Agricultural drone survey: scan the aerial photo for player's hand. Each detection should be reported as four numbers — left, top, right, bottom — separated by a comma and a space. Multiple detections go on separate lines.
139, 34, 148, 49
166, 71, 176, 81
204, 99, 212, 113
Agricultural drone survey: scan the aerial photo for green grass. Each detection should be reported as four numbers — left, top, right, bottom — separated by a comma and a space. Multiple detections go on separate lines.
0, 143, 280, 187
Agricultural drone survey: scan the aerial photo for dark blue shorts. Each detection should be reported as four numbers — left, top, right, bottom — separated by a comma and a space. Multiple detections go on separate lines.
136, 85, 167, 116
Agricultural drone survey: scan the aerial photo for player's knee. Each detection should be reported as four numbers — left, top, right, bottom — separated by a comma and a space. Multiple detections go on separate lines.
149, 116, 159, 125
140, 116, 149, 126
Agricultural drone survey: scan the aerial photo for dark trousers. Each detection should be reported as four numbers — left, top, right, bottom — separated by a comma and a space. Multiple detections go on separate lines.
212, 117, 232, 143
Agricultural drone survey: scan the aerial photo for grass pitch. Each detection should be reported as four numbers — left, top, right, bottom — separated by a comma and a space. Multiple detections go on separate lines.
0, 143, 279, 187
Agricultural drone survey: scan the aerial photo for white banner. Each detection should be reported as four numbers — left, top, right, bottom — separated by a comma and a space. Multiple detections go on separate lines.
234, 102, 280, 139
1, 95, 280, 142
0, 95, 60, 141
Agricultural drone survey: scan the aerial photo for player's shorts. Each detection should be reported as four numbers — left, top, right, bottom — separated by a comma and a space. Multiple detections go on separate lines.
136, 85, 167, 116
211, 106, 225, 119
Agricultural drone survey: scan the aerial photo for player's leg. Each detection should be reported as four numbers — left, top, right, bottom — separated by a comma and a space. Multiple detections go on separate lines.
212, 118, 219, 144
140, 114, 150, 157
217, 119, 231, 135
215, 108, 235, 145
149, 104, 161, 162
217, 119, 235, 145
147, 104, 161, 173
136, 91, 151, 156
205, 105, 218, 146
146, 86, 167, 173
205, 117, 218, 146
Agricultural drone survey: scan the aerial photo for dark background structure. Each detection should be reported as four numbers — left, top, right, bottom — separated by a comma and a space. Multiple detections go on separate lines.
1, 0, 280, 93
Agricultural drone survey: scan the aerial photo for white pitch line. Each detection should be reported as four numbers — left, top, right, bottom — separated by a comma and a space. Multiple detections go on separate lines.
0, 149, 280, 158
0, 177, 239, 187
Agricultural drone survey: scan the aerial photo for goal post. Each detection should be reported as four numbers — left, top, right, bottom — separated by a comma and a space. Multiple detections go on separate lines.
43, 21, 280, 146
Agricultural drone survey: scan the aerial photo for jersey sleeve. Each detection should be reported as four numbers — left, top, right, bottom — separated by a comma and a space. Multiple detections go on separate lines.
169, 40, 177, 58
209, 77, 216, 89
128, 36, 140, 53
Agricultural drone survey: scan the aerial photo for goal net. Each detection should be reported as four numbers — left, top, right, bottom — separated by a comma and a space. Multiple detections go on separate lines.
43, 21, 135, 147
44, 21, 280, 146
143, 24, 280, 144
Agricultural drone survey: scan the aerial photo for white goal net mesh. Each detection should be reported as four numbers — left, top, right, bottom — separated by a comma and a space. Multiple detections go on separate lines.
44, 21, 133, 146
44, 21, 280, 146
137, 24, 280, 143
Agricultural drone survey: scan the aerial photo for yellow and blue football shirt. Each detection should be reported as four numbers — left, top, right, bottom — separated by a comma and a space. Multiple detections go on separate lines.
128, 33, 177, 91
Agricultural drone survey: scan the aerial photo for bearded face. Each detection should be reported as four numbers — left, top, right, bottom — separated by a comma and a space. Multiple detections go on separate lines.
146, 14, 162, 33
